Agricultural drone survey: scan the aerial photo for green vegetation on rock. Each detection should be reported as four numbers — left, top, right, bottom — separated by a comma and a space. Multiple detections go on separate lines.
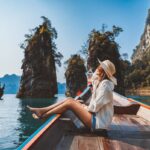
80, 25, 125, 94
65, 54, 87, 97
124, 50, 150, 89
17, 16, 63, 98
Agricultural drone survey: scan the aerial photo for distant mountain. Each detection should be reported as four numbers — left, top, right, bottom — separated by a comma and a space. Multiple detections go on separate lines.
0, 74, 21, 94
0, 74, 66, 94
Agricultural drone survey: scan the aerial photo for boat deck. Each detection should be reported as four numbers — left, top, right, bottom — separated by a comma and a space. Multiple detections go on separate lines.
56, 114, 150, 150
19, 93, 150, 150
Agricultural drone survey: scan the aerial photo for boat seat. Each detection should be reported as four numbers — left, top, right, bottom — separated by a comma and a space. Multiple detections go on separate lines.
113, 92, 140, 114
114, 104, 140, 114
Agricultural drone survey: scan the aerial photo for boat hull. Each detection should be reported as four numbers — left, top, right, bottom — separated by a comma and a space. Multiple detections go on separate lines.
17, 92, 150, 150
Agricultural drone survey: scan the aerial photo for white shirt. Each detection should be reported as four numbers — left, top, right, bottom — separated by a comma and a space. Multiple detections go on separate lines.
87, 79, 114, 129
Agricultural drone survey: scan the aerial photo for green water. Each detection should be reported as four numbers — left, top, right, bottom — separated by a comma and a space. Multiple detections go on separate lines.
0, 94, 65, 150
127, 95, 150, 106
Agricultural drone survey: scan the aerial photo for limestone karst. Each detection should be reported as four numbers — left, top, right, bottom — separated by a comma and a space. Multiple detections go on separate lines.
17, 17, 63, 98
65, 55, 87, 98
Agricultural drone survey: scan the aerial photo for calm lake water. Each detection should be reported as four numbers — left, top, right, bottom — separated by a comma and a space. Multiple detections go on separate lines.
127, 95, 150, 105
0, 94, 150, 150
0, 94, 65, 150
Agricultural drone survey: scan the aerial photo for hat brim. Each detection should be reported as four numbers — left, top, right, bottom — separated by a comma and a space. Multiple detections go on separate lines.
97, 59, 117, 85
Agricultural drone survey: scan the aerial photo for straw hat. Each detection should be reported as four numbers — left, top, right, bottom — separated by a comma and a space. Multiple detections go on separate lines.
97, 59, 117, 85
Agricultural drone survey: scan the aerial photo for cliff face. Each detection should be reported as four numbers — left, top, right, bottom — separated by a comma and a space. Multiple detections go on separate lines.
65, 55, 87, 98
124, 10, 150, 90
132, 9, 150, 63
87, 28, 125, 94
17, 17, 63, 98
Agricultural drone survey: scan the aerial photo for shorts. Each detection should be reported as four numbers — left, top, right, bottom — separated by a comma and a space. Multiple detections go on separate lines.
91, 113, 96, 131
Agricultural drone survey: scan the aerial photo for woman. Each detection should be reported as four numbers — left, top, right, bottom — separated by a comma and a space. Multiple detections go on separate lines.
27, 59, 117, 130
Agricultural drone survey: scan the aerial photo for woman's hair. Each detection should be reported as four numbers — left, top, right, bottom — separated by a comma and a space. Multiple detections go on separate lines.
97, 66, 109, 81
102, 72, 109, 80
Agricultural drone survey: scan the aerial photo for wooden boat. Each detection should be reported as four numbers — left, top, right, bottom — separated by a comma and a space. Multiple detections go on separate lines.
17, 87, 150, 150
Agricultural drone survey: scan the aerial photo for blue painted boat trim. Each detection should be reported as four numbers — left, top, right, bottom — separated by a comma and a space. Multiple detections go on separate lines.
17, 114, 57, 150
17, 86, 91, 149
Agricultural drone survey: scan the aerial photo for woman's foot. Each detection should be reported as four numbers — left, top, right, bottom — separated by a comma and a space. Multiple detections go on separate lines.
27, 105, 45, 119
32, 112, 50, 120
32, 113, 40, 119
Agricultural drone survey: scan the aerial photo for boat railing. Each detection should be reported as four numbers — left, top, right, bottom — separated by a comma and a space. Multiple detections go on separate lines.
17, 85, 92, 150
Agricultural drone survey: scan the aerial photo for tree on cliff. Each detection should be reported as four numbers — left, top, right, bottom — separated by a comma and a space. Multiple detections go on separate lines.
80, 25, 125, 94
65, 54, 87, 98
17, 16, 63, 98
125, 50, 150, 89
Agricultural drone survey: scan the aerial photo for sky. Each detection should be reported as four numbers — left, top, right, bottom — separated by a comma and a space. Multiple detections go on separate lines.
0, 0, 149, 82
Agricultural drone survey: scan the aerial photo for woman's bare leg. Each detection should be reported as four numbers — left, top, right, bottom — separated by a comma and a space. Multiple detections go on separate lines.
27, 97, 73, 117
41, 99, 92, 128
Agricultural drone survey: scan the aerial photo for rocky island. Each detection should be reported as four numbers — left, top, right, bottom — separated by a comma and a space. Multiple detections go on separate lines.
124, 9, 150, 96
17, 17, 63, 98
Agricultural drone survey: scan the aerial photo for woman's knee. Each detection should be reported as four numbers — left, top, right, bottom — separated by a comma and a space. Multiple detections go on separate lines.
65, 98, 75, 108
65, 97, 74, 100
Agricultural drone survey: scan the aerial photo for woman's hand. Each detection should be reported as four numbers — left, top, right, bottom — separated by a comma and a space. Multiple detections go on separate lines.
82, 104, 88, 110
76, 100, 84, 103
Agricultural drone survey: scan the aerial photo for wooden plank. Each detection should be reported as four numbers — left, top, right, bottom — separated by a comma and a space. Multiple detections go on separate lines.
55, 114, 150, 149
129, 115, 150, 131
106, 114, 150, 139
56, 134, 74, 150
137, 106, 150, 122
29, 118, 64, 150
107, 130, 150, 139
109, 115, 122, 131
110, 114, 150, 132
70, 136, 78, 150
56, 119, 78, 150
117, 115, 140, 132
98, 137, 150, 150
110, 114, 138, 131
75, 136, 100, 150
67, 136, 150, 150
17, 114, 61, 150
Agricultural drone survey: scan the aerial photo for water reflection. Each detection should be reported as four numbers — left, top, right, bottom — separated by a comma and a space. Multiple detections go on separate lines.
0, 94, 65, 150
0, 94, 21, 150
17, 96, 58, 147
